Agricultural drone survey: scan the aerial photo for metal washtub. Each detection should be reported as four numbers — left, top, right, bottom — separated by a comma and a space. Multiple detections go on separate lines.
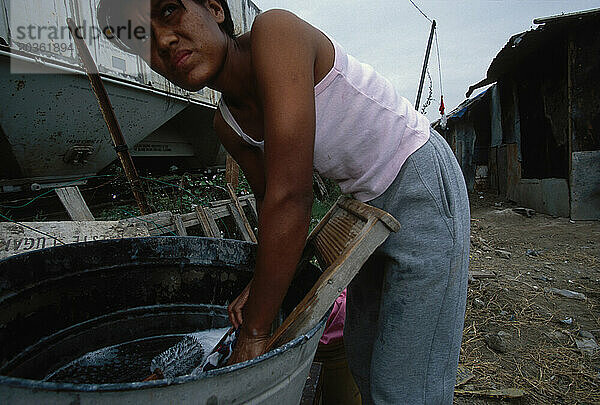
0, 237, 326, 404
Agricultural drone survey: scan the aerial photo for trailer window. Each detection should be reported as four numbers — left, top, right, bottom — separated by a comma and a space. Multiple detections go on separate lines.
112, 56, 126, 71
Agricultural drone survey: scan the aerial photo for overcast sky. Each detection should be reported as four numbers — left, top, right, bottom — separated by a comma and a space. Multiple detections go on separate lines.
252, 0, 600, 122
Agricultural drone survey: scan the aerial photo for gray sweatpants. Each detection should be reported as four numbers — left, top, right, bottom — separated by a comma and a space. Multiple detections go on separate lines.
345, 129, 470, 404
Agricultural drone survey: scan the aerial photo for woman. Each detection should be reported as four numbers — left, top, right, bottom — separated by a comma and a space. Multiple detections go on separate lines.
97, 1, 470, 403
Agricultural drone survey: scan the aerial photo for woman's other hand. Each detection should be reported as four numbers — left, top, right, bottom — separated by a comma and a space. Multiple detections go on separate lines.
226, 328, 270, 366
228, 279, 252, 329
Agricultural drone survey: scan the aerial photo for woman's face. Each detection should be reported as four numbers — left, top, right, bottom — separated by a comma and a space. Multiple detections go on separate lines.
126, 0, 228, 91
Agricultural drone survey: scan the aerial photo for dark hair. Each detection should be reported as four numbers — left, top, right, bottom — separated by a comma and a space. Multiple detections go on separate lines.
187, 0, 236, 39
96, 0, 236, 54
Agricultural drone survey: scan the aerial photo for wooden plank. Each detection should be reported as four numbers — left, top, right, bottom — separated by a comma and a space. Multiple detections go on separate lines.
0, 221, 149, 259
122, 209, 223, 236
246, 196, 259, 224
228, 203, 255, 242
337, 197, 400, 232
300, 362, 323, 405
505, 143, 521, 202
567, 33, 574, 181
204, 208, 222, 237
455, 364, 474, 387
313, 171, 328, 200
211, 196, 258, 227
173, 214, 187, 236
497, 144, 508, 197
120, 211, 174, 236
54, 186, 95, 221
118, 196, 256, 238
489, 146, 499, 194
469, 270, 496, 279
227, 184, 257, 243
194, 206, 221, 237
195, 206, 217, 237
210, 194, 254, 208
454, 388, 525, 399
226, 154, 239, 188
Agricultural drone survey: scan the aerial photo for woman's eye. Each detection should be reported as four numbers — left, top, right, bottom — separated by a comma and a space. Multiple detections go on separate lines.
161, 4, 178, 18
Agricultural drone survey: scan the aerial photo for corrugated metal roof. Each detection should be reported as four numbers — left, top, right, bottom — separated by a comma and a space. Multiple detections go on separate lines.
533, 7, 600, 24
431, 86, 491, 128
466, 8, 600, 97
448, 88, 490, 120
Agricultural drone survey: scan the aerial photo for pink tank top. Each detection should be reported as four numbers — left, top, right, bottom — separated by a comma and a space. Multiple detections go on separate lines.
218, 33, 430, 202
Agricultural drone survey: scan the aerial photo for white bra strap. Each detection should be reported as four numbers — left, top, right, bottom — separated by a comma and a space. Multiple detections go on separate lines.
218, 98, 264, 150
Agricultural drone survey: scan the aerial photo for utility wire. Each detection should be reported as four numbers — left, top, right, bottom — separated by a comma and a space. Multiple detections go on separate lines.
408, 0, 433, 23
421, 69, 433, 114
408, 0, 444, 116
0, 212, 67, 245
0, 174, 116, 209
408, 0, 445, 114
434, 31, 444, 98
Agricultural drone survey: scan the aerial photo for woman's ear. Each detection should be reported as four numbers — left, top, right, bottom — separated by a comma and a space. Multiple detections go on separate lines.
205, 0, 226, 24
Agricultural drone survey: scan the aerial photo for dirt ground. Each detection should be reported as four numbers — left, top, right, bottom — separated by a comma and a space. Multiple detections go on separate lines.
454, 191, 600, 404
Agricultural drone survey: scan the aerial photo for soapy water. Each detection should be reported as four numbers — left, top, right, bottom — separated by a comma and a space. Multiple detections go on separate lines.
44, 327, 230, 384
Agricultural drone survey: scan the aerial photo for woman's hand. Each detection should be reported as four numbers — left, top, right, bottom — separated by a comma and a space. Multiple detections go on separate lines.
228, 279, 252, 329
226, 328, 270, 366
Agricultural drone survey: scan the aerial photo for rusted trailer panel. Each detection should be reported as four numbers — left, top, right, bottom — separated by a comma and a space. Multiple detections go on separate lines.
0, 0, 261, 192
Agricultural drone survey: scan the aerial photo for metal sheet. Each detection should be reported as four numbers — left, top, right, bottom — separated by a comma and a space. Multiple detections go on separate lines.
2, 0, 247, 106
541, 178, 570, 218
489, 85, 502, 147
0, 0, 261, 187
0, 52, 187, 180
467, 9, 600, 97
0, 0, 8, 43
570, 151, 600, 220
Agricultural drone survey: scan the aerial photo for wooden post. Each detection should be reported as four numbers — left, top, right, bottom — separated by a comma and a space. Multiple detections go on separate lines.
567, 33, 575, 189
226, 183, 257, 243
195, 206, 220, 237
415, 20, 436, 111
173, 214, 187, 236
55, 186, 95, 221
226, 155, 239, 189
67, 18, 151, 215
246, 196, 259, 224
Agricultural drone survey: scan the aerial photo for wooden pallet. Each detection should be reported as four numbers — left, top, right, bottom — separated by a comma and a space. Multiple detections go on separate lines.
119, 193, 258, 241
0, 186, 259, 260
53, 184, 258, 240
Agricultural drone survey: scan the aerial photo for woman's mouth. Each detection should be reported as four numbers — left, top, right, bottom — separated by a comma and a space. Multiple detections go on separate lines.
173, 51, 192, 68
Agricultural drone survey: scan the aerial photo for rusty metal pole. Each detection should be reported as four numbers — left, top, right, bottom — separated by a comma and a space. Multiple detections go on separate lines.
66, 18, 151, 215
415, 19, 436, 111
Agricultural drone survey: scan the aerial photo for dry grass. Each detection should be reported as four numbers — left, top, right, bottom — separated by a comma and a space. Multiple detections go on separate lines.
456, 195, 600, 404
458, 268, 600, 404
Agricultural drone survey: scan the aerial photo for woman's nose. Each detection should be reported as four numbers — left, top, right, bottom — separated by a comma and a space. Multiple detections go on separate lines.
153, 26, 178, 52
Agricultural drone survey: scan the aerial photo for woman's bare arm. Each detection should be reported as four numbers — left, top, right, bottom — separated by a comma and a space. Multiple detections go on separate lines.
214, 111, 264, 328
227, 10, 318, 363
214, 110, 265, 215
